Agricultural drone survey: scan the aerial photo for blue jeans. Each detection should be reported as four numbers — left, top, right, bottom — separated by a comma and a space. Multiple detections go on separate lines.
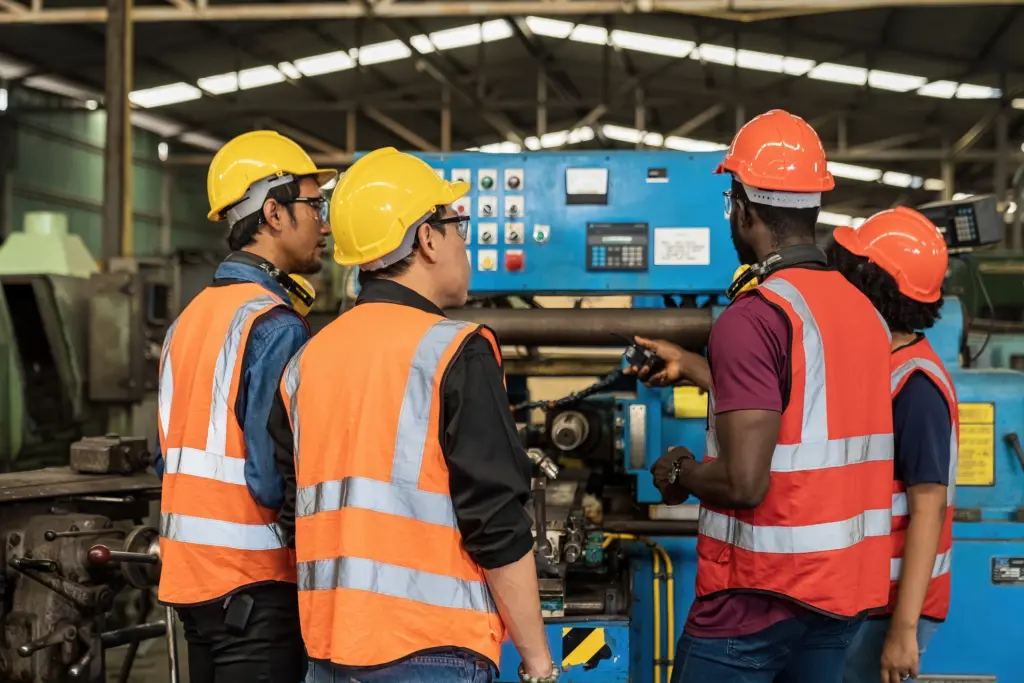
671, 613, 864, 683
305, 652, 492, 683
842, 618, 940, 683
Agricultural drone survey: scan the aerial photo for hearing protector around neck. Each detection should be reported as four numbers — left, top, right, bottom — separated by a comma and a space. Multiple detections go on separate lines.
224, 251, 317, 317
725, 245, 828, 300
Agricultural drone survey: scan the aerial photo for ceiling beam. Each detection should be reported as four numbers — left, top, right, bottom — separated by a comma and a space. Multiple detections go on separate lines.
666, 103, 727, 138
362, 106, 439, 152
2, 0, 1020, 24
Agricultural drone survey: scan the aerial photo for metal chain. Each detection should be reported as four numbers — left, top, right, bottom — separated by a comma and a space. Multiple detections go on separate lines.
510, 370, 623, 413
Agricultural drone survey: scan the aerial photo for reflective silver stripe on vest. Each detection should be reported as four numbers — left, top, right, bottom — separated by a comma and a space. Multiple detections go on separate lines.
698, 506, 892, 554
770, 434, 894, 472
282, 343, 308, 467
297, 557, 496, 614
889, 548, 952, 581
890, 358, 959, 506
207, 296, 282, 456
163, 446, 247, 486
761, 277, 827, 443
391, 320, 474, 488
160, 513, 287, 551
296, 476, 458, 528
892, 492, 908, 517
158, 318, 179, 438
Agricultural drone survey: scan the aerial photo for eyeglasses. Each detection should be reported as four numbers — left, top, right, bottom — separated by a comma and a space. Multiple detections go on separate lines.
287, 196, 329, 224
429, 214, 470, 241
723, 190, 734, 220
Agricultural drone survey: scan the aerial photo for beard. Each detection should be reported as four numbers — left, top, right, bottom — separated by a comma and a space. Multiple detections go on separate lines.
292, 254, 324, 276
730, 211, 759, 266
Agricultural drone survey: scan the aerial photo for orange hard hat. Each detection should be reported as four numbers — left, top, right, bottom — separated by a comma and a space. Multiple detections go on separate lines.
716, 109, 834, 195
832, 206, 948, 303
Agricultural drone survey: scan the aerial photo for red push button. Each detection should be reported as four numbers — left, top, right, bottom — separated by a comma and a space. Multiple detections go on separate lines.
505, 250, 525, 272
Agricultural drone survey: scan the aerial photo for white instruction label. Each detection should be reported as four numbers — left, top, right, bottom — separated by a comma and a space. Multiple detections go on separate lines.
654, 228, 710, 266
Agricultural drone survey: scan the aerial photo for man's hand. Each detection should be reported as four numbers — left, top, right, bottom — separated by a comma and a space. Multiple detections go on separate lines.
650, 447, 695, 505
880, 623, 919, 683
624, 337, 711, 391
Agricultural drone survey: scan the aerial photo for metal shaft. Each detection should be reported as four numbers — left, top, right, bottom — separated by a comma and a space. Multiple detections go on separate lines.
165, 606, 180, 683
442, 308, 714, 347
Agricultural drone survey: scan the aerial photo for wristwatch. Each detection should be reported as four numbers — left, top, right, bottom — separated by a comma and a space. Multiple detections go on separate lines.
517, 661, 560, 683
668, 456, 683, 484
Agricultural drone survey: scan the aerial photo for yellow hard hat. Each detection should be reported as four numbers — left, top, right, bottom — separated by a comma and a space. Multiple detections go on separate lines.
206, 130, 337, 222
329, 147, 468, 268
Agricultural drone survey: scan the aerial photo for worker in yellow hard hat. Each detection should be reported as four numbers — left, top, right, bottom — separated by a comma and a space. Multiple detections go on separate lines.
153, 130, 336, 683
267, 147, 559, 683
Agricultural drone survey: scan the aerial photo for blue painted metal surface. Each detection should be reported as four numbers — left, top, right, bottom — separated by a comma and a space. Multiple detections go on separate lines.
497, 620, 631, 682
919, 523, 1024, 680
372, 151, 736, 296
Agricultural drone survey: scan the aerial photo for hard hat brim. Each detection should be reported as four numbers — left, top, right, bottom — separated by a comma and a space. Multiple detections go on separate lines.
314, 169, 339, 188
831, 225, 861, 255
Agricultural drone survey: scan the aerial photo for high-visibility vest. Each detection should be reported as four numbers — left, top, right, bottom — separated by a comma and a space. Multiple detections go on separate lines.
886, 339, 958, 621
157, 282, 298, 605
695, 268, 896, 618
280, 302, 506, 668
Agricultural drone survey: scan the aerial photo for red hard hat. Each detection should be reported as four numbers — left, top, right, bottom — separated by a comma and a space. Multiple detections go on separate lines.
716, 109, 835, 193
832, 207, 948, 303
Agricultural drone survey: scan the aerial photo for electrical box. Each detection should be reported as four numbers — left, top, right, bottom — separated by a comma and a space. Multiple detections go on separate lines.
360, 151, 736, 295
917, 194, 1003, 252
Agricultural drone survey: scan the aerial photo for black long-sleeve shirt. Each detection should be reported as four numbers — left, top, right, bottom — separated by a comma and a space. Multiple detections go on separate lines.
268, 279, 535, 569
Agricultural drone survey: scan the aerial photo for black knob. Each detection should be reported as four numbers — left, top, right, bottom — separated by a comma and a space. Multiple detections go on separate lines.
507, 175, 521, 189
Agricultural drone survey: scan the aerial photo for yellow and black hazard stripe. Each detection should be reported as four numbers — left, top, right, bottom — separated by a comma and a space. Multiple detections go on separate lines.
561, 626, 612, 670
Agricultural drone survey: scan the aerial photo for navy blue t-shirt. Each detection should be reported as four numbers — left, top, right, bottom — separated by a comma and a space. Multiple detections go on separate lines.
893, 370, 953, 486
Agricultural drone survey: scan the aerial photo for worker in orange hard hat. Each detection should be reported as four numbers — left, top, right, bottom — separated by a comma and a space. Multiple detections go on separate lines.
627, 110, 895, 683
154, 130, 336, 683
831, 208, 957, 683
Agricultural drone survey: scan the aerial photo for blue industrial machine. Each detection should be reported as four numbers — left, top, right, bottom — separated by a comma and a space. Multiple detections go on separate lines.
382, 150, 1022, 683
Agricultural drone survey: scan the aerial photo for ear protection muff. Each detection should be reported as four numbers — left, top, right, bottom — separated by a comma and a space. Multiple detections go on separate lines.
222, 251, 318, 317
726, 264, 759, 299
284, 274, 316, 317
725, 245, 829, 300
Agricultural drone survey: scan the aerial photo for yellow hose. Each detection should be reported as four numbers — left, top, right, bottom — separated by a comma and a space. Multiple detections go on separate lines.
602, 533, 675, 683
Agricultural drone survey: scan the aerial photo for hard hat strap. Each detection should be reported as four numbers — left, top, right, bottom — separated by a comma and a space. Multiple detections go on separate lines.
224, 173, 298, 227
359, 210, 433, 272
741, 182, 821, 209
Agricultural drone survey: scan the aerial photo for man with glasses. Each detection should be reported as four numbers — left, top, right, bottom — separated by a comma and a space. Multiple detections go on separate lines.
269, 147, 557, 683
154, 130, 335, 683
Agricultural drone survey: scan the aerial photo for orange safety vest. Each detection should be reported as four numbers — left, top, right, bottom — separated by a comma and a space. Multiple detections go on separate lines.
157, 282, 298, 605
695, 269, 895, 618
280, 302, 506, 668
886, 339, 958, 621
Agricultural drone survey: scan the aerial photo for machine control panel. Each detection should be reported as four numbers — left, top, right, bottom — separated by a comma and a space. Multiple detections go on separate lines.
586, 222, 649, 271
358, 150, 735, 294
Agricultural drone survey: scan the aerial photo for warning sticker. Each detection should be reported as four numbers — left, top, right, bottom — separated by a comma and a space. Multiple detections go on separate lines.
957, 402, 995, 487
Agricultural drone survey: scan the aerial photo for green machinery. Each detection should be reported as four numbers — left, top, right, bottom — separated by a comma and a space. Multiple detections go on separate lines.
0, 212, 174, 471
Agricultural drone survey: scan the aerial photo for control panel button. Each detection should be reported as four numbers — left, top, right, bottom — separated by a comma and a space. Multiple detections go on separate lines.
505, 196, 524, 218
478, 222, 497, 244
453, 197, 471, 218
533, 224, 550, 243
479, 196, 497, 218
452, 168, 471, 184
505, 222, 524, 245
505, 250, 525, 272
479, 170, 497, 191
478, 249, 498, 272
505, 168, 523, 190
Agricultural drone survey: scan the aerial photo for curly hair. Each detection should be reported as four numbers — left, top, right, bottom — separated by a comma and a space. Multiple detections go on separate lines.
827, 240, 943, 334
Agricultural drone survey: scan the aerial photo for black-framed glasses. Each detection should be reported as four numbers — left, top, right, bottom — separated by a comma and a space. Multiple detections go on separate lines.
429, 214, 470, 241
287, 196, 329, 224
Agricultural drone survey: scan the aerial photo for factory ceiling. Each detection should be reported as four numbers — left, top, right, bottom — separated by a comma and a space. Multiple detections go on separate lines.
0, 0, 1022, 224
